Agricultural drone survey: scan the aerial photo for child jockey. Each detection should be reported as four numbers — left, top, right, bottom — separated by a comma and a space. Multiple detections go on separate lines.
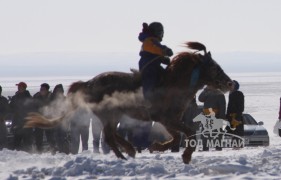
138, 22, 173, 101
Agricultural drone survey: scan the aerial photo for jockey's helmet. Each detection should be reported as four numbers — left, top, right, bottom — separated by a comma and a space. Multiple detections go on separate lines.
148, 22, 164, 41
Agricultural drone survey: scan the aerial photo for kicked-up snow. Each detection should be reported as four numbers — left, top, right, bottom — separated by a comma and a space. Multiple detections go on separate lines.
1, 144, 281, 180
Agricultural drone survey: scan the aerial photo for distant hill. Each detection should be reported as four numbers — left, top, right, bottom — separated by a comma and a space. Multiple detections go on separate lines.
0, 52, 280, 77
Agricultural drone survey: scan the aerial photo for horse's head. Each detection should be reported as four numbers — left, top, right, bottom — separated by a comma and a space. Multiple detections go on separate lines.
187, 42, 233, 92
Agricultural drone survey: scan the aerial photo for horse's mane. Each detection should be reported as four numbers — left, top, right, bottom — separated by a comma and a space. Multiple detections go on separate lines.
166, 42, 205, 82
169, 42, 205, 69
186, 42, 206, 53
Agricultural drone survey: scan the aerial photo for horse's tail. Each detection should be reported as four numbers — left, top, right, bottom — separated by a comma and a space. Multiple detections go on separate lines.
186, 42, 207, 54
24, 112, 64, 129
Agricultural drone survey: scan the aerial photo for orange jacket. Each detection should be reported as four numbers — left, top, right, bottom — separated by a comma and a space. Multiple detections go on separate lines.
141, 37, 167, 56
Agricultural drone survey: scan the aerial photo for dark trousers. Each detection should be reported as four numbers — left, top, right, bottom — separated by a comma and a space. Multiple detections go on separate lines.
92, 118, 110, 154
13, 128, 33, 152
231, 123, 244, 148
0, 122, 7, 149
55, 126, 70, 154
70, 124, 89, 154
34, 128, 55, 153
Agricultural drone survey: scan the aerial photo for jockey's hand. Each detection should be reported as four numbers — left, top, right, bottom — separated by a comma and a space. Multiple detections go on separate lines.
161, 56, 171, 65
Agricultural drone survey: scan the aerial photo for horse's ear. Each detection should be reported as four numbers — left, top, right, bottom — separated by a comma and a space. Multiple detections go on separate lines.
207, 51, 212, 57
200, 52, 212, 64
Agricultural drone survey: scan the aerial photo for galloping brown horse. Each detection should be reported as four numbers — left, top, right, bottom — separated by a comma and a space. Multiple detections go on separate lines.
25, 42, 232, 164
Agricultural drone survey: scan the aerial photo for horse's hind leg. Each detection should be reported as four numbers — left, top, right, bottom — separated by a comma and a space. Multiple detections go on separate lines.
149, 127, 181, 153
103, 124, 127, 160
115, 133, 136, 158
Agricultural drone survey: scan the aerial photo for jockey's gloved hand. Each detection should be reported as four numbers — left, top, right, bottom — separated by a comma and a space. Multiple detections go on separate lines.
163, 46, 173, 57
161, 56, 171, 65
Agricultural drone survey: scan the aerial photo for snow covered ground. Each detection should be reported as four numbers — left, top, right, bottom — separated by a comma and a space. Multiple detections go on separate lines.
1, 72, 281, 180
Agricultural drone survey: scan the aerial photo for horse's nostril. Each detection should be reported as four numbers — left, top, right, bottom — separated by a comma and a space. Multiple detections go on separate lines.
227, 82, 233, 87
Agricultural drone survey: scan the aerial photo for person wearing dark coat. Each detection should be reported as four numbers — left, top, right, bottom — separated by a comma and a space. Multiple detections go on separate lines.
226, 80, 245, 148
177, 96, 201, 151
33, 83, 55, 153
278, 97, 281, 121
9, 82, 33, 152
199, 85, 226, 151
273, 97, 281, 136
0, 85, 10, 150
50, 84, 70, 154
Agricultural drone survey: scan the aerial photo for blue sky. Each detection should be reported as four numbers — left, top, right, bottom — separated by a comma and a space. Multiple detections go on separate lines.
0, 0, 280, 76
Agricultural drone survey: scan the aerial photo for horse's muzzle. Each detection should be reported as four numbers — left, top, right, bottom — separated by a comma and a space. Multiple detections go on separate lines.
227, 81, 233, 88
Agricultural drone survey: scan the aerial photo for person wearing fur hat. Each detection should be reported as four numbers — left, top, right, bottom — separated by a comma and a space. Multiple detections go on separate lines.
226, 80, 245, 149
138, 22, 173, 102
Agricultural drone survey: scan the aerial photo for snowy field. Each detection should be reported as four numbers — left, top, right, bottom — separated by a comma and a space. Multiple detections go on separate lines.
1, 72, 281, 180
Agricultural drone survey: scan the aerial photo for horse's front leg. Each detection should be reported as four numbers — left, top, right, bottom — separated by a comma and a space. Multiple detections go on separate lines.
115, 133, 136, 158
103, 123, 127, 160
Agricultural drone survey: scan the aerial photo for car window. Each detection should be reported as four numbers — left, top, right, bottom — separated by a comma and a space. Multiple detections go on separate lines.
243, 114, 258, 125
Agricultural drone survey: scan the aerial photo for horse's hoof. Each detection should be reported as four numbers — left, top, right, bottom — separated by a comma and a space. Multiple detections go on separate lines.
182, 147, 195, 164
148, 146, 154, 153
148, 142, 163, 153
128, 150, 136, 158
116, 153, 127, 160
120, 156, 127, 160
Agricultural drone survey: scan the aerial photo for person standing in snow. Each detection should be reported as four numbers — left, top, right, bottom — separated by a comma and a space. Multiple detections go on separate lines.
92, 115, 110, 154
69, 107, 91, 154
33, 83, 56, 153
279, 97, 281, 121
199, 85, 226, 151
226, 80, 245, 148
0, 85, 10, 150
50, 84, 70, 154
10, 82, 33, 152
273, 97, 281, 136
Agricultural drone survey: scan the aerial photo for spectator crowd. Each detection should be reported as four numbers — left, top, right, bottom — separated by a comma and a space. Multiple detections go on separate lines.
0, 82, 109, 154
